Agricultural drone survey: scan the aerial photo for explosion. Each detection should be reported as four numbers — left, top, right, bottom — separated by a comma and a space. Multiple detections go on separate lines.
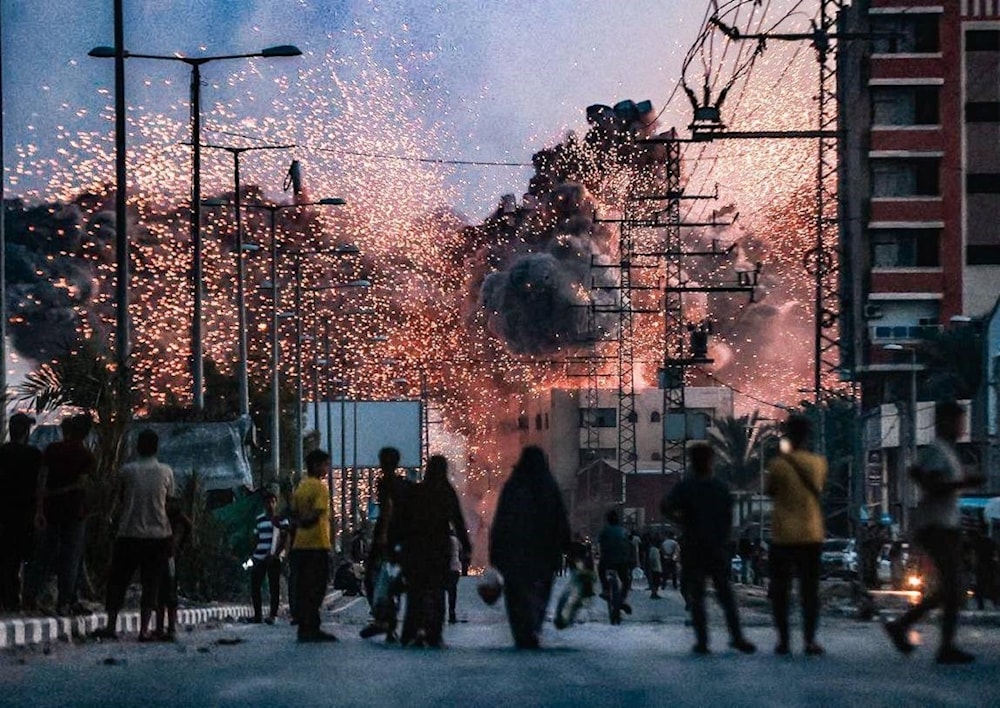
5, 1, 828, 547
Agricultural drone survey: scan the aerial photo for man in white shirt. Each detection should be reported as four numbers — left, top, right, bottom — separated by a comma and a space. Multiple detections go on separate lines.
96, 430, 175, 640
884, 401, 985, 664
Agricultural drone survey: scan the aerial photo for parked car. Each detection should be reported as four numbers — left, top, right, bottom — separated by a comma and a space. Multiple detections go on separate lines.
821, 538, 858, 579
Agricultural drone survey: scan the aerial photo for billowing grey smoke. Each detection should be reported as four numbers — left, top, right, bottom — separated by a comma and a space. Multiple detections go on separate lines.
476, 99, 661, 355
480, 183, 619, 355
3, 197, 113, 361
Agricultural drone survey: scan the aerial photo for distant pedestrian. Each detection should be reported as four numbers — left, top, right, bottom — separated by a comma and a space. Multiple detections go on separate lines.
446, 527, 463, 624
765, 414, 828, 657
884, 401, 985, 664
490, 446, 571, 649
662, 443, 756, 656
0, 413, 42, 612
398, 455, 471, 647
32, 414, 96, 615
96, 429, 175, 641
251, 489, 288, 624
568, 532, 594, 572
646, 540, 663, 599
660, 532, 680, 590
972, 524, 996, 610
360, 446, 411, 642
597, 510, 633, 618
291, 449, 336, 642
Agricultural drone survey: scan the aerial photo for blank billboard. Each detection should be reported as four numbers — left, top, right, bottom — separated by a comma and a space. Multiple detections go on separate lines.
305, 399, 422, 468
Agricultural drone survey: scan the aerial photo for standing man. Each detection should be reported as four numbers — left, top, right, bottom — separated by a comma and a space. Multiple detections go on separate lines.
0, 413, 43, 611
97, 429, 175, 640
884, 401, 985, 664
251, 489, 288, 624
660, 531, 680, 591
34, 414, 96, 615
662, 443, 756, 656
765, 414, 827, 657
291, 449, 336, 642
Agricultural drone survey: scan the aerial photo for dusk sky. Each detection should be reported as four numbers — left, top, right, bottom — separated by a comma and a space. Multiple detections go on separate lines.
1, 0, 723, 217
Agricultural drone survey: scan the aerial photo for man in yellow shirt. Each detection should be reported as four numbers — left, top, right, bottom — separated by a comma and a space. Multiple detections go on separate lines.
292, 449, 336, 642
765, 415, 827, 657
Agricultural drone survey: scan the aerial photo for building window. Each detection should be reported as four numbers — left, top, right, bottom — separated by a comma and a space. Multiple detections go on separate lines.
868, 299, 941, 342
535, 414, 543, 431
872, 86, 939, 126
872, 158, 939, 197
650, 411, 661, 423
871, 15, 939, 54
967, 174, 1000, 194
544, 413, 549, 429
966, 30, 1000, 52
871, 229, 940, 268
579, 447, 617, 466
580, 407, 617, 428
967, 246, 1000, 265
966, 102, 1000, 123
517, 415, 529, 431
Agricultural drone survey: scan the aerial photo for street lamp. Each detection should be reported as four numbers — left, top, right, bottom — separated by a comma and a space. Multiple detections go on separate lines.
293, 270, 368, 481
88, 43, 302, 409
199, 143, 295, 417
884, 343, 919, 529
246, 198, 348, 482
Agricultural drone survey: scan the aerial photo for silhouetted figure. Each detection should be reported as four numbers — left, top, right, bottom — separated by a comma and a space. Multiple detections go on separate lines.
154, 495, 191, 640
598, 509, 633, 618
884, 401, 985, 664
765, 415, 827, 656
0, 413, 42, 612
972, 524, 996, 610
660, 532, 680, 590
32, 414, 96, 615
490, 446, 571, 649
662, 443, 756, 656
398, 455, 471, 647
360, 446, 411, 642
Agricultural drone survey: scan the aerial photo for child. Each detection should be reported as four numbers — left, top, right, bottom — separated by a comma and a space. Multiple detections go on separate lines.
154, 496, 192, 640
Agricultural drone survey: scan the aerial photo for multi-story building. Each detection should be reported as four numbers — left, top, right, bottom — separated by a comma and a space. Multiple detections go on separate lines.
510, 386, 734, 534
839, 0, 1000, 529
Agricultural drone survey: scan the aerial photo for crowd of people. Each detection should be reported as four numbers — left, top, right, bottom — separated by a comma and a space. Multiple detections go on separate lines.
0, 403, 994, 664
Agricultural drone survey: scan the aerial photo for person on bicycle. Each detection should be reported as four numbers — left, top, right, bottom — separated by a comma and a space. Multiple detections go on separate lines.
598, 509, 633, 619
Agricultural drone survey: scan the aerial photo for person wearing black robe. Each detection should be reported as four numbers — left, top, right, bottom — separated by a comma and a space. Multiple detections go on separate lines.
489, 446, 571, 649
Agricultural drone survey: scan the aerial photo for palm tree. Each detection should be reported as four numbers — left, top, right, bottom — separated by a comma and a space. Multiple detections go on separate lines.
709, 412, 778, 522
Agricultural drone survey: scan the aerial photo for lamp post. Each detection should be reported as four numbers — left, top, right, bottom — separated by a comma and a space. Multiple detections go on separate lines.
244, 199, 347, 483
291, 271, 367, 481
88, 43, 302, 409
200, 143, 295, 416
755, 426, 781, 546
296, 280, 371, 550
884, 343, 919, 529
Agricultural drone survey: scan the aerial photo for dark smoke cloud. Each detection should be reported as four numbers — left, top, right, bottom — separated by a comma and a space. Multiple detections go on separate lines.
480, 183, 619, 355
3, 193, 114, 361
475, 99, 661, 355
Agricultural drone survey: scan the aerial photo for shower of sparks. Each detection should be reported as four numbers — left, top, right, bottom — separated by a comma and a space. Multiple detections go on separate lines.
5, 1, 831, 522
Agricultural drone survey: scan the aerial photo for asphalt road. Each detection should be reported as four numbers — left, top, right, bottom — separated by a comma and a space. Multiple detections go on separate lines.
4, 576, 999, 707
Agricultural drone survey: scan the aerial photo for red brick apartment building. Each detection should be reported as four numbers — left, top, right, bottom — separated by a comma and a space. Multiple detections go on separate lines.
839, 0, 1000, 528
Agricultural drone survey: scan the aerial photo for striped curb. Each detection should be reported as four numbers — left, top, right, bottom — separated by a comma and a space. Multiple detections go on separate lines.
0, 605, 256, 649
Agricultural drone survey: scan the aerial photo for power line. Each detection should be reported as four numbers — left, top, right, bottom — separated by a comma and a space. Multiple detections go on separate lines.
203, 126, 531, 167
